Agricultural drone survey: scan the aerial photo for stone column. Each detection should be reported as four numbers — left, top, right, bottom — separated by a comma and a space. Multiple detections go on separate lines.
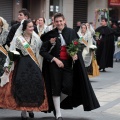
44, 0, 50, 24
63, 0, 74, 28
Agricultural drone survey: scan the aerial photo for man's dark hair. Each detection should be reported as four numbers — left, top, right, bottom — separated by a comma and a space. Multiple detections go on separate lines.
19, 8, 30, 19
101, 18, 108, 22
54, 13, 65, 21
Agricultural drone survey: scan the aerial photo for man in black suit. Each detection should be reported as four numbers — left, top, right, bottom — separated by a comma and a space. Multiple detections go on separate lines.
40, 13, 78, 120
40, 13, 100, 120
74, 21, 81, 33
3, 8, 38, 47
95, 18, 115, 72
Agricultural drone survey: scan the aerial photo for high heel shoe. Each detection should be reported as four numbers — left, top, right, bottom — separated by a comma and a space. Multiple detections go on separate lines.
102, 69, 106, 72
28, 111, 34, 118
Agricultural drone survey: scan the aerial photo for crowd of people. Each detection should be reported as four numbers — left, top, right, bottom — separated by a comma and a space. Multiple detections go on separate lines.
0, 8, 119, 120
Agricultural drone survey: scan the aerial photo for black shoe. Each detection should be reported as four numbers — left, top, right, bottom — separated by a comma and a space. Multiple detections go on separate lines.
21, 116, 27, 120
56, 117, 63, 120
28, 112, 34, 118
102, 69, 106, 72
99, 68, 101, 71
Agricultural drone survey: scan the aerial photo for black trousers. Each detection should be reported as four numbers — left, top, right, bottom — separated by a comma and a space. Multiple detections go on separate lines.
49, 59, 73, 96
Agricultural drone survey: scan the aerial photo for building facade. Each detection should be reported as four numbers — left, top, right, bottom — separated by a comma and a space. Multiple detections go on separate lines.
0, 0, 85, 28
88, 0, 120, 27
0, 0, 13, 25
0, 0, 120, 28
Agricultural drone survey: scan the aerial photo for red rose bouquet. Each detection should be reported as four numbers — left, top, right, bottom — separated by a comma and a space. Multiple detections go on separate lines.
67, 39, 81, 57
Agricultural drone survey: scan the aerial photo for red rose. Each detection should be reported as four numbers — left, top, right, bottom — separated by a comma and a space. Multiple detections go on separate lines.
74, 41, 78, 45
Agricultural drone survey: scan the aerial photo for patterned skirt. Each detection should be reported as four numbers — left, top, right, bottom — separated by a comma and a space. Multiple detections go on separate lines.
87, 55, 100, 78
0, 51, 6, 77
0, 55, 48, 111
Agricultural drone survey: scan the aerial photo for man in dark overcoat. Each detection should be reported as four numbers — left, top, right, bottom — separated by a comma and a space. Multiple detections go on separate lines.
40, 13, 100, 120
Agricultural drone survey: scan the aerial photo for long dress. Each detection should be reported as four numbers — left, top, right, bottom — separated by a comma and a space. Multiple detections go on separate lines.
77, 31, 99, 77
87, 26, 99, 77
0, 32, 48, 111
88, 53, 100, 78
0, 29, 8, 78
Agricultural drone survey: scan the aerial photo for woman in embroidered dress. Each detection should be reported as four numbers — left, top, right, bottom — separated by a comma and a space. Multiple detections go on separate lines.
0, 17, 9, 80
37, 17, 47, 36
86, 23, 97, 46
0, 19, 48, 120
77, 23, 99, 77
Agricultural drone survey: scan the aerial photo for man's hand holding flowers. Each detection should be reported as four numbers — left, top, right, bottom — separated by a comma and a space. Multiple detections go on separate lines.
72, 54, 78, 61
67, 39, 81, 61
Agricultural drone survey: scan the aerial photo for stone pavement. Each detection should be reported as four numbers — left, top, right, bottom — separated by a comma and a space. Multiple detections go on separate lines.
88, 61, 120, 120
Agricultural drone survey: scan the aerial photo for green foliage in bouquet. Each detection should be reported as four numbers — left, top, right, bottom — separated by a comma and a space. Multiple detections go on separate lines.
95, 32, 100, 37
7, 50, 20, 71
95, 32, 100, 40
117, 41, 120, 48
67, 39, 81, 57
8, 61, 14, 71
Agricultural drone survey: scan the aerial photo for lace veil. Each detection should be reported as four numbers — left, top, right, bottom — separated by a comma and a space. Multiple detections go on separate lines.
0, 17, 9, 31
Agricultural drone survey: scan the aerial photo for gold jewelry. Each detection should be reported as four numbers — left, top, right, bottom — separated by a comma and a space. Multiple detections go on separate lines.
23, 32, 31, 43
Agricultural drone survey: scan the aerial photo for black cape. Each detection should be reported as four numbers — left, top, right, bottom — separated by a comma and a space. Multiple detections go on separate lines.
41, 28, 100, 112
95, 26, 115, 69
42, 52, 100, 111
60, 51, 100, 111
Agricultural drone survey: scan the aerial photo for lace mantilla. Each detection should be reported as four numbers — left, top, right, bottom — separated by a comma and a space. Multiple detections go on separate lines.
16, 36, 37, 56
0, 30, 9, 45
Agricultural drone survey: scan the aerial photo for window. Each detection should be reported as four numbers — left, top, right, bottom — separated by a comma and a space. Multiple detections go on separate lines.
49, 0, 63, 18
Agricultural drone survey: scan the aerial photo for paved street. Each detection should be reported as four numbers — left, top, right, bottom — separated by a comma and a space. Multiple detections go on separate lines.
0, 60, 120, 120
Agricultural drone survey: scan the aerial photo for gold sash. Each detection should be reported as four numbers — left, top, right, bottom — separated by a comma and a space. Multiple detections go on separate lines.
18, 36, 40, 67
0, 45, 8, 56
81, 39, 88, 46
